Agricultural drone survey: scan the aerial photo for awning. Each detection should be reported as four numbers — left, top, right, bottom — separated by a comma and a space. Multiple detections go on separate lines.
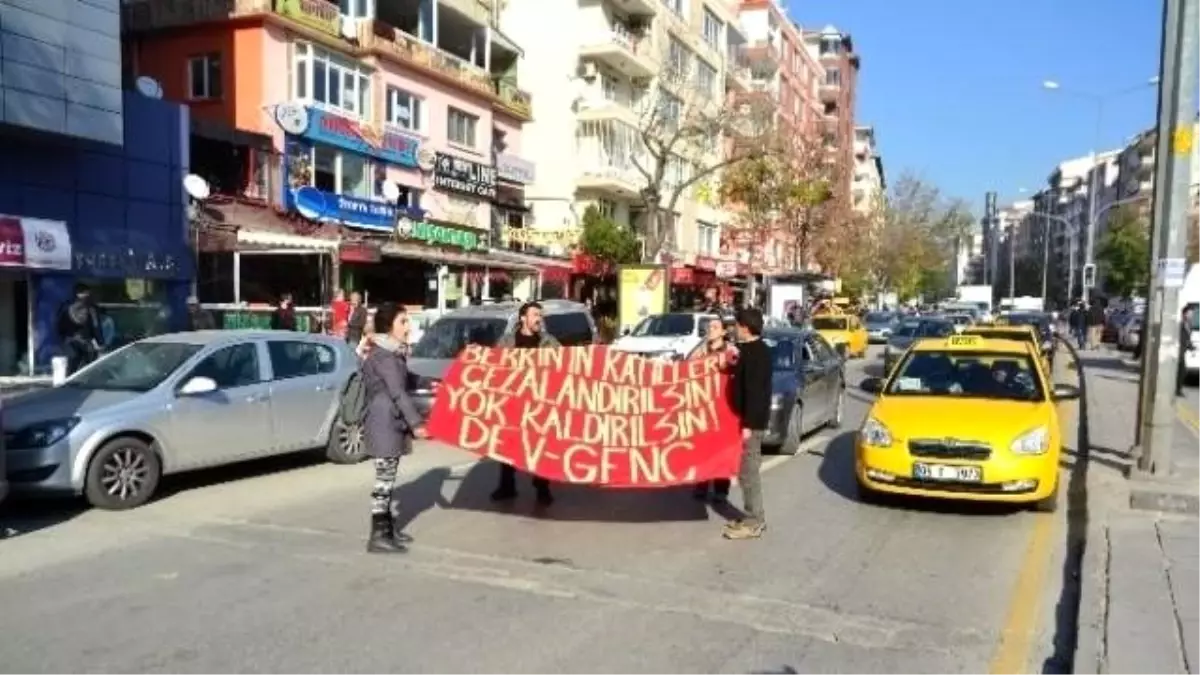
486, 247, 574, 269
236, 229, 339, 251
381, 242, 538, 272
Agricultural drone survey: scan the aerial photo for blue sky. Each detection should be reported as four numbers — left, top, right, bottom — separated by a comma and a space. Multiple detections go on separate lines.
789, 0, 1163, 214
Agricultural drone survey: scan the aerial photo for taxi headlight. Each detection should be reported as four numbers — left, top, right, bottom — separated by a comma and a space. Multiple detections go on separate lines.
860, 417, 893, 448
1010, 426, 1050, 455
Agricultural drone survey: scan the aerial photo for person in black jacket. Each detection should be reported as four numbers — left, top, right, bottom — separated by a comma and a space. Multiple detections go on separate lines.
270, 293, 297, 331
346, 291, 368, 345
724, 308, 772, 540
57, 283, 101, 375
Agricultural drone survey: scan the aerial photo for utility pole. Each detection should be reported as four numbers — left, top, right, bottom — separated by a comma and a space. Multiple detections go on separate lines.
1009, 218, 1017, 300
1133, 0, 1197, 475
984, 191, 997, 287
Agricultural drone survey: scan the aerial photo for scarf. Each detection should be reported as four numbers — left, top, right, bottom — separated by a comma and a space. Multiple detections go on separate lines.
369, 334, 407, 354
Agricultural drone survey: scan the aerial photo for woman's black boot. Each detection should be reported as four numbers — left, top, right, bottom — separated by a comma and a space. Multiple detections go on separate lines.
366, 514, 407, 554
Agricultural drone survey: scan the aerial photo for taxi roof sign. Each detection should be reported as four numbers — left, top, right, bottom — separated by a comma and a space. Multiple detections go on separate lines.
946, 335, 984, 348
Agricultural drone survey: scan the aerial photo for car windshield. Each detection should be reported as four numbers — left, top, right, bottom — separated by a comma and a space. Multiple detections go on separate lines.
411, 317, 508, 359
763, 337, 797, 370
886, 350, 1045, 402
893, 322, 922, 338
66, 341, 202, 392
948, 315, 972, 325
812, 316, 848, 330
865, 312, 893, 324
917, 321, 955, 337
631, 313, 696, 337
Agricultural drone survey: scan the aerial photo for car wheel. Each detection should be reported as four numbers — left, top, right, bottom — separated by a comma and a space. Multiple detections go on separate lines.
326, 420, 367, 464
779, 404, 804, 455
827, 387, 844, 429
84, 436, 162, 510
1033, 480, 1059, 513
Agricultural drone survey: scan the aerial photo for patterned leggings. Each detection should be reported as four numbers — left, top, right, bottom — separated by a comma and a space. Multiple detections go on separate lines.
371, 457, 400, 516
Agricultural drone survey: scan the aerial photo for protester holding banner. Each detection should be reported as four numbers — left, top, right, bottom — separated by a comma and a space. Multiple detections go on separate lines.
724, 308, 772, 540
360, 302, 427, 554
693, 316, 737, 504
490, 301, 561, 507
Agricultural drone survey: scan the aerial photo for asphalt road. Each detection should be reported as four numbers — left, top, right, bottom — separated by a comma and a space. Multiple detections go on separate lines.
0, 346, 1079, 674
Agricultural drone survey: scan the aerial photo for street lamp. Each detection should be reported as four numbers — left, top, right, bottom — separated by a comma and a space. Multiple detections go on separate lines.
1035, 193, 1150, 307
1040, 76, 1159, 300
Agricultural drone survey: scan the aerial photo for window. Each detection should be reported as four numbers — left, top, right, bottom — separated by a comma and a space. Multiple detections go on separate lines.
543, 313, 595, 346
695, 61, 717, 99
448, 107, 479, 148
339, 0, 370, 17
697, 222, 718, 256
385, 86, 424, 132
596, 198, 616, 220
188, 343, 261, 390
658, 92, 682, 130
293, 42, 372, 120
308, 144, 372, 198
701, 7, 722, 48
187, 53, 222, 100
819, 38, 841, 56
661, 0, 684, 17
806, 334, 837, 363
340, 153, 370, 197
667, 37, 690, 81
267, 341, 336, 380
825, 68, 842, 86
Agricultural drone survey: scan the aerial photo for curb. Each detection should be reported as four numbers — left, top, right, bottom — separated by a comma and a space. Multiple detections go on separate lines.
1073, 518, 1109, 674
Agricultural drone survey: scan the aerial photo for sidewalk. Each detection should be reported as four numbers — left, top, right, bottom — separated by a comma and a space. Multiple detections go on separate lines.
1073, 348, 1199, 674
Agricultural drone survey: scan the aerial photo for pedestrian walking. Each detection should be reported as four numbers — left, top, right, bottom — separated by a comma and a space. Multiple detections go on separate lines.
270, 293, 297, 331
346, 291, 368, 345
186, 296, 217, 331
693, 316, 737, 504
1178, 305, 1195, 397
56, 283, 101, 375
491, 301, 560, 507
360, 302, 427, 554
723, 308, 772, 540
1069, 302, 1086, 349
1086, 300, 1106, 350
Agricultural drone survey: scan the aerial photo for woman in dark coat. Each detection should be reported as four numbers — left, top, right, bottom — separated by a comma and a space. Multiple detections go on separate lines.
360, 302, 426, 553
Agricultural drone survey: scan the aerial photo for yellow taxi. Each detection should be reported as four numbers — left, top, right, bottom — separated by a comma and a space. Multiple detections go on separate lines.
962, 324, 1053, 370
855, 334, 1079, 512
811, 310, 868, 359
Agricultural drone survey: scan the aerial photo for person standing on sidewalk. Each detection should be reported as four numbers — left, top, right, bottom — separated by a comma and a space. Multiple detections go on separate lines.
723, 308, 772, 541
346, 291, 368, 346
491, 301, 560, 507
361, 302, 427, 554
270, 293, 297, 331
1178, 305, 1195, 397
56, 283, 101, 375
1086, 300, 1106, 350
693, 316, 737, 504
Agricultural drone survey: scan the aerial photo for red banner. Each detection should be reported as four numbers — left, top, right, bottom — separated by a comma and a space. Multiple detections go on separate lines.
425, 345, 743, 487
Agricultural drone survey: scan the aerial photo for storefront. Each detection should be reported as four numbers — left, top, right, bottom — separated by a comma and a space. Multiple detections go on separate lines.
0, 216, 72, 376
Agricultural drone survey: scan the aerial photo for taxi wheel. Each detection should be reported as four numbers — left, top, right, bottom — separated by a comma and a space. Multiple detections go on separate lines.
779, 404, 804, 455
1033, 480, 1060, 513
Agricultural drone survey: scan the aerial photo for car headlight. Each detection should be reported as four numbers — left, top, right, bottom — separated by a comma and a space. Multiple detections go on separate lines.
860, 417, 893, 447
1010, 426, 1050, 455
10, 417, 80, 449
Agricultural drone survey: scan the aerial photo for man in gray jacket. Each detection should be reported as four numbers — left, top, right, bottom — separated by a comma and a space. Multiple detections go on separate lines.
492, 301, 560, 507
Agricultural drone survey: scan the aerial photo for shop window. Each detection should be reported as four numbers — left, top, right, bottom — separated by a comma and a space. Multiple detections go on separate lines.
83, 278, 172, 348
267, 340, 336, 380
308, 145, 372, 198
448, 107, 478, 148
385, 86, 424, 133
187, 53, 222, 100
339, 153, 370, 198
314, 146, 337, 192
294, 42, 372, 120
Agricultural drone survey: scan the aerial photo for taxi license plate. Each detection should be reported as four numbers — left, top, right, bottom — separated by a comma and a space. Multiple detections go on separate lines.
913, 463, 982, 483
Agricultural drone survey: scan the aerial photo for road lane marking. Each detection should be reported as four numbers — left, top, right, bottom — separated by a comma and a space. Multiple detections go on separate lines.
988, 512, 1058, 674
762, 433, 830, 474
1177, 402, 1199, 436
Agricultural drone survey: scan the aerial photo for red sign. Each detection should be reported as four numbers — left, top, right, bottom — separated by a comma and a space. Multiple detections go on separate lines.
670, 266, 695, 285
339, 243, 381, 263
0, 215, 72, 270
695, 256, 717, 271
426, 345, 743, 487
0, 217, 23, 267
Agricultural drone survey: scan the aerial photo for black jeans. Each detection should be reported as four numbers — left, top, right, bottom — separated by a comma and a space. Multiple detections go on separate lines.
63, 338, 96, 375
496, 464, 551, 494
694, 479, 731, 497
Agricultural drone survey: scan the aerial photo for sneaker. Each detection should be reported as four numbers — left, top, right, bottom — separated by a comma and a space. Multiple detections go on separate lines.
723, 521, 766, 540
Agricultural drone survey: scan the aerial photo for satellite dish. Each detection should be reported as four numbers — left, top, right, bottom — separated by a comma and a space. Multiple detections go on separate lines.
183, 174, 211, 200
135, 76, 163, 99
380, 180, 401, 202
416, 147, 436, 172
274, 103, 311, 136
293, 186, 326, 221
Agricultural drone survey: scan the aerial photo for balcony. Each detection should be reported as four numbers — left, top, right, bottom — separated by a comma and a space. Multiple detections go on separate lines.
724, 52, 752, 93
123, 0, 271, 32
576, 98, 644, 129
819, 81, 840, 103
579, 27, 657, 79
614, 0, 659, 17
359, 20, 533, 120
576, 164, 645, 199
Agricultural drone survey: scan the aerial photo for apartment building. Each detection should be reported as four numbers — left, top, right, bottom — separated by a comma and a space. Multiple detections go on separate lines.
734, 0, 822, 137
503, 0, 753, 289
802, 25, 858, 196
1, 0, 197, 376
122, 0, 555, 310
851, 125, 884, 216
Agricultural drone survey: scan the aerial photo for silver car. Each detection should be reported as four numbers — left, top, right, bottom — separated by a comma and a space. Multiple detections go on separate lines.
2, 330, 361, 510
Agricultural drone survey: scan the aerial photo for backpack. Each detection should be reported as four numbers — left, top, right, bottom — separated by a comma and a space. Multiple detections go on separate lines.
338, 368, 368, 425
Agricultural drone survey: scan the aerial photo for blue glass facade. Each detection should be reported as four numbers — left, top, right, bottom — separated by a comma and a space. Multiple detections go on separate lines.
0, 91, 193, 368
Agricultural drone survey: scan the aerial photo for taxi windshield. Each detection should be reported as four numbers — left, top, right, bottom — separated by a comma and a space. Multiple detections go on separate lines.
886, 350, 1045, 402
812, 316, 848, 331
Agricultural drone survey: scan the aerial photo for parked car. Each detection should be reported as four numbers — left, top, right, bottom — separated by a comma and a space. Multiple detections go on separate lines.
945, 313, 974, 333
610, 311, 717, 361
1117, 315, 1143, 351
864, 311, 898, 344
406, 300, 597, 419
755, 327, 846, 454
1, 331, 361, 510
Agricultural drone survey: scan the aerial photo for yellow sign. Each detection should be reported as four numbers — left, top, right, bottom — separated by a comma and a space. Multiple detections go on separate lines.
1173, 125, 1195, 155
503, 226, 580, 247
617, 265, 668, 333
946, 335, 984, 348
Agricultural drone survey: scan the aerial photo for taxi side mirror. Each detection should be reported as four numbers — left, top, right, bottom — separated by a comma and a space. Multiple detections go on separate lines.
860, 377, 884, 394
1051, 383, 1081, 401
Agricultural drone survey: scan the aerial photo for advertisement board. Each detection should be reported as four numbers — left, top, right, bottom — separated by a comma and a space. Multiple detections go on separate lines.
617, 264, 669, 333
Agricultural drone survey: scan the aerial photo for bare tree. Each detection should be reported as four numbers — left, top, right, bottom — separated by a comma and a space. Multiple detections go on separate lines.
868, 174, 973, 300
630, 59, 776, 262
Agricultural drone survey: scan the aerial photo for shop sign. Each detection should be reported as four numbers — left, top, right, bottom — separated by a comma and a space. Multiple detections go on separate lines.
695, 256, 717, 272
396, 214, 486, 252
73, 249, 186, 279
670, 267, 695, 285
715, 260, 739, 278
0, 215, 72, 271
275, 103, 420, 168
502, 226, 579, 247
287, 186, 425, 232
273, 0, 340, 37
433, 152, 497, 200
495, 153, 536, 184
339, 242, 382, 263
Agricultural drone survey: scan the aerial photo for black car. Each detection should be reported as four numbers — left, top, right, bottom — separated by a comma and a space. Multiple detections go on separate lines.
759, 328, 846, 454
